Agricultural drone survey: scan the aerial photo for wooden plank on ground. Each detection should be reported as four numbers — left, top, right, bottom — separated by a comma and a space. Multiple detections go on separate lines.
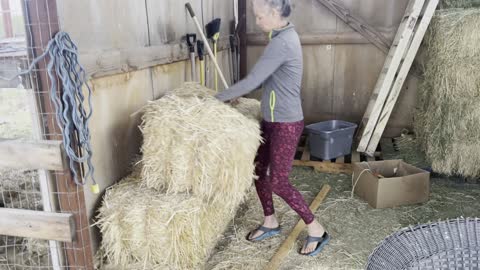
364, 0, 439, 156
265, 185, 331, 270
356, 0, 425, 152
0, 208, 75, 242
0, 139, 65, 171
293, 160, 353, 174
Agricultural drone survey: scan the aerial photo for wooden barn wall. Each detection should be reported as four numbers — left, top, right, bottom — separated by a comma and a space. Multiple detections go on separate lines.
56, 0, 235, 253
246, 0, 418, 136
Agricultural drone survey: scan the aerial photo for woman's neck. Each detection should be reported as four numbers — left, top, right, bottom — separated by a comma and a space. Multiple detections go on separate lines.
273, 20, 289, 31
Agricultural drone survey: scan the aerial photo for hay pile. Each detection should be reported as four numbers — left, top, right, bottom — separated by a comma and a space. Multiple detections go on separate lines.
97, 83, 262, 269
414, 9, 480, 177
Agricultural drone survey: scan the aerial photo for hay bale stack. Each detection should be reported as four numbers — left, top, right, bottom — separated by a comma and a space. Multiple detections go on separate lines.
140, 83, 262, 209
232, 97, 262, 121
414, 9, 480, 177
96, 175, 233, 269
97, 83, 262, 269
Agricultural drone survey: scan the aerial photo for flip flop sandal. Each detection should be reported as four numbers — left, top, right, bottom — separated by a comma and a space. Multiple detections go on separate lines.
246, 225, 281, 242
299, 232, 330, 256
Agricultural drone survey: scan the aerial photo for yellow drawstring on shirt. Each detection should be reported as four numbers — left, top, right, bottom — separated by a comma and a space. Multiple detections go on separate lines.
270, 90, 276, 122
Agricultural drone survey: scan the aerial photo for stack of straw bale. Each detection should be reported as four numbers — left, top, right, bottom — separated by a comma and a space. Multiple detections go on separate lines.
414, 9, 480, 177
96, 83, 262, 269
439, 0, 480, 9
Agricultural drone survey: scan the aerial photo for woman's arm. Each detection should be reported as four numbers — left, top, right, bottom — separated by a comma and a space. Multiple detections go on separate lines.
215, 37, 288, 102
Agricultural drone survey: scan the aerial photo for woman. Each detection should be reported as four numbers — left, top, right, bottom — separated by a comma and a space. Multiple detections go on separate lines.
216, 0, 329, 256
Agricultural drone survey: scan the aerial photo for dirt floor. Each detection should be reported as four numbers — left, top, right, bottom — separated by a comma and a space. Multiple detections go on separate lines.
205, 139, 480, 270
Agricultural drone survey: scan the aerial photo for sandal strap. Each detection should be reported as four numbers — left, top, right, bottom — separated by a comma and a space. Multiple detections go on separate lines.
257, 225, 280, 233
305, 232, 328, 245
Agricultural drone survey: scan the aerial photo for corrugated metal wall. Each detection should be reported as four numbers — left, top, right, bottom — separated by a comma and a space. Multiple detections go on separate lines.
246, 0, 418, 136
56, 0, 236, 254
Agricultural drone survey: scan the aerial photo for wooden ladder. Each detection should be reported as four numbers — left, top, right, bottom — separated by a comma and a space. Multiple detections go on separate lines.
356, 0, 425, 153
364, 0, 440, 156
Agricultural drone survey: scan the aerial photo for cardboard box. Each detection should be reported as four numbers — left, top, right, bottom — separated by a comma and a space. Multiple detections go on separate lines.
352, 160, 430, 209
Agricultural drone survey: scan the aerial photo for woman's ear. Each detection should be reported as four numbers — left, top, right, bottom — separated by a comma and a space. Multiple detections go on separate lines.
269, 6, 281, 19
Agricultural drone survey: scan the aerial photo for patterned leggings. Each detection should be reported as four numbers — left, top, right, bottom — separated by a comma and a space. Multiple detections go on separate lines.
254, 120, 315, 225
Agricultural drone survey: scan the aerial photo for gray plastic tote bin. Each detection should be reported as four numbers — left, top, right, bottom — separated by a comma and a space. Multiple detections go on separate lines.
306, 120, 358, 160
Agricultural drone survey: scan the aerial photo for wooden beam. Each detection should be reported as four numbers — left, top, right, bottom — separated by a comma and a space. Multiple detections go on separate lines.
0, 139, 65, 171
1, 0, 13, 38
365, 0, 439, 156
265, 185, 331, 270
356, 0, 425, 153
293, 160, 353, 174
24, 0, 95, 268
81, 38, 230, 79
314, 0, 391, 54
247, 32, 395, 46
0, 208, 75, 242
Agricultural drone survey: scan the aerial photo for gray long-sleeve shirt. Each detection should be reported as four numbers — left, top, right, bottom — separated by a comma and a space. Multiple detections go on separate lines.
215, 23, 303, 123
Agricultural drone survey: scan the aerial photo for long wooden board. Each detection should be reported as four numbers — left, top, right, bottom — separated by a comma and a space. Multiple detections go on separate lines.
293, 160, 353, 175
0, 208, 75, 242
365, 0, 439, 156
265, 185, 331, 270
0, 139, 65, 171
356, 0, 425, 153
314, 0, 390, 54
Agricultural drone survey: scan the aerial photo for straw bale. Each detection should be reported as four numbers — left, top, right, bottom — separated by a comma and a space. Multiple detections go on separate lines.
96, 174, 234, 269
414, 9, 480, 177
140, 83, 262, 209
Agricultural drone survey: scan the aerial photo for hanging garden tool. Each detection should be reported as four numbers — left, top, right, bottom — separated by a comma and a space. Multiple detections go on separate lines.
229, 21, 237, 85
197, 40, 206, 86
186, 33, 197, 82
185, 3, 229, 89
206, 18, 222, 91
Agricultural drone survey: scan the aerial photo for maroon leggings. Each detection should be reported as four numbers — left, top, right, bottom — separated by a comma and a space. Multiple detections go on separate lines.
254, 120, 315, 225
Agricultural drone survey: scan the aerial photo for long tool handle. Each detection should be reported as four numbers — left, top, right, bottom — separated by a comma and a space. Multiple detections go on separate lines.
265, 185, 331, 270
190, 52, 197, 81
200, 60, 205, 85
214, 42, 218, 91
186, 3, 229, 89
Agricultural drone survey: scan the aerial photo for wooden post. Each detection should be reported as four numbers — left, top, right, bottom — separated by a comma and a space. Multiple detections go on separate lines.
1, 0, 13, 38
22, 0, 94, 269
265, 185, 331, 270
239, 0, 247, 79
27, 88, 64, 269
